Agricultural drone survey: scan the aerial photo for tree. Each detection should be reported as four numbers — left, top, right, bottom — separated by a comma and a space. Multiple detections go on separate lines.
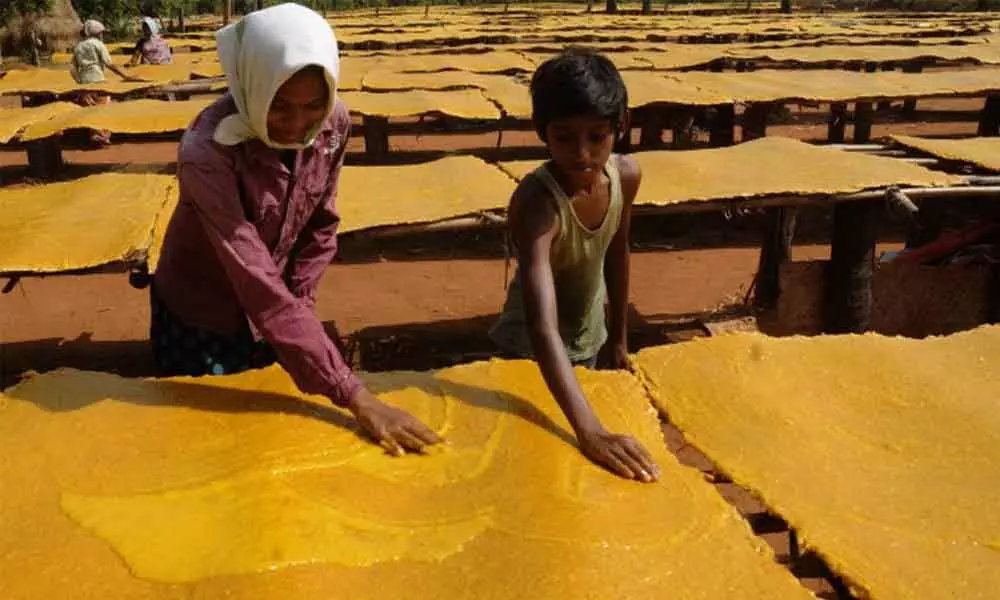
1, 0, 53, 26
606, 0, 617, 13
71, 0, 137, 36
780, 0, 792, 12
642, 0, 652, 13
1, 0, 80, 60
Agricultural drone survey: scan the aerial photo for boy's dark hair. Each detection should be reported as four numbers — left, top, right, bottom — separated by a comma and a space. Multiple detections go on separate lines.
530, 48, 629, 143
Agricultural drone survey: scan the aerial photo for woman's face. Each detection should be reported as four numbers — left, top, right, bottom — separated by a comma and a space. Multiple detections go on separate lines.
266, 68, 329, 146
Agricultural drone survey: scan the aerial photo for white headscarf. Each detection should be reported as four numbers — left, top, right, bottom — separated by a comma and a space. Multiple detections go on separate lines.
141, 17, 161, 39
83, 19, 106, 38
213, 3, 339, 149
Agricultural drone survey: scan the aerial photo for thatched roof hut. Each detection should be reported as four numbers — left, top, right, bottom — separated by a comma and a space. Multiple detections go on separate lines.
1, 0, 83, 60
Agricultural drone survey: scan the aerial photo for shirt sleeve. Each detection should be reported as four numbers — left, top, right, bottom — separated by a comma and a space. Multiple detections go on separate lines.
178, 145, 363, 407
98, 40, 113, 67
285, 116, 350, 306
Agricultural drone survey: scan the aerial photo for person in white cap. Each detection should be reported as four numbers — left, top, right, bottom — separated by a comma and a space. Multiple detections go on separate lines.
71, 19, 139, 85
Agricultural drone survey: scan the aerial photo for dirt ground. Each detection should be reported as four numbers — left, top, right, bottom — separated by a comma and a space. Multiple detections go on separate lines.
0, 95, 979, 382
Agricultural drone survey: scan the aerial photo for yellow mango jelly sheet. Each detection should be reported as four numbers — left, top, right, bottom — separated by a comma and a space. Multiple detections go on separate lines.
0, 101, 80, 143
891, 134, 1000, 173
500, 136, 961, 207
20, 98, 215, 141
337, 155, 515, 232
0, 67, 158, 96
634, 327, 1000, 600
0, 361, 813, 599
341, 88, 501, 120
0, 173, 176, 274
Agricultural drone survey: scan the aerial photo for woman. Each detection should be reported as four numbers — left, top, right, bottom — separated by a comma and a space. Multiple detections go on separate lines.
129, 17, 172, 66
71, 20, 137, 86
70, 20, 141, 144
152, 3, 440, 456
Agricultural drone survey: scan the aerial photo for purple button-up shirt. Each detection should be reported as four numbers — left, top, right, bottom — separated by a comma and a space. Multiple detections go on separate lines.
154, 94, 362, 406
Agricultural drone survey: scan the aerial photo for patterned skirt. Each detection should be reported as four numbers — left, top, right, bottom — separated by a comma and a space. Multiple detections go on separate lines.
149, 287, 276, 377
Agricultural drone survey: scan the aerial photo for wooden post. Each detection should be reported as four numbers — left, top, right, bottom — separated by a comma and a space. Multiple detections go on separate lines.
977, 94, 1000, 137
671, 110, 696, 149
26, 137, 64, 179
902, 63, 922, 114
824, 201, 878, 334
990, 263, 1000, 325
877, 64, 894, 112
742, 102, 770, 141
828, 102, 847, 143
853, 101, 873, 143
363, 116, 390, 158
177, 7, 185, 33
223, 0, 233, 25
638, 109, 665, 149
709, 104, 735, 147
753, 207, 797, 309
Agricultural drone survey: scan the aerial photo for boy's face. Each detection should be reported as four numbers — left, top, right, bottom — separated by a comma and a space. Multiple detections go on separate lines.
544, 114, 617, 188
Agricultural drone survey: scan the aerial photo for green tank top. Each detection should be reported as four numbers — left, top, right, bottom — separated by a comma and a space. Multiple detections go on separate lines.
490, 156, 624, 362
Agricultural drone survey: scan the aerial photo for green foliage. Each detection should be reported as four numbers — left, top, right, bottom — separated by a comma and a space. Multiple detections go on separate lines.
72, 0, 138, 36
0, 0, 54, 26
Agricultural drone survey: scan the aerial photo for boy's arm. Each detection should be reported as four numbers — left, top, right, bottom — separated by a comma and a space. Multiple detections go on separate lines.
601, 154, 641, 370
512, 178, 658, 482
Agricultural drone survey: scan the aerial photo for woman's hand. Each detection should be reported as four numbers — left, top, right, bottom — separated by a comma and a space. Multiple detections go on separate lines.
578, 427, 660, 483
347, 387, 442, 456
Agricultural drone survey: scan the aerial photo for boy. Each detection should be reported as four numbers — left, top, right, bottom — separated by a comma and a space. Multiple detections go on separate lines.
491, 49, 660, 482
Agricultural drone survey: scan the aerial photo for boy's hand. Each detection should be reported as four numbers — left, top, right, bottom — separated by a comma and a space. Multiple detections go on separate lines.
578, 428, 660, 483
348, 387, 442, 456
599, 342, 630, 370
